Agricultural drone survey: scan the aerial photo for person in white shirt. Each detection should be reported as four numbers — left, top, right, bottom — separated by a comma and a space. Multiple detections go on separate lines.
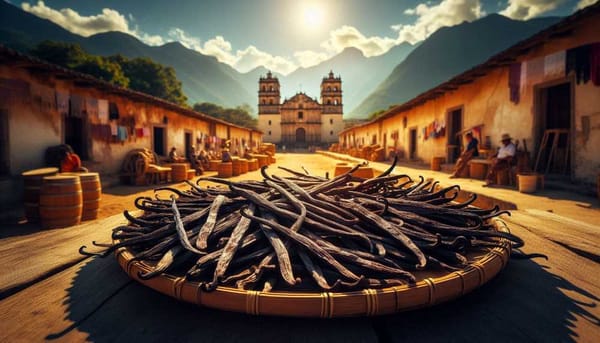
485, 133, 516, 186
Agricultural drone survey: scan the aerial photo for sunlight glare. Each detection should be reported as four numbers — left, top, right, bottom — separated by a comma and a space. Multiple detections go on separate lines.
304, 5, 324, 28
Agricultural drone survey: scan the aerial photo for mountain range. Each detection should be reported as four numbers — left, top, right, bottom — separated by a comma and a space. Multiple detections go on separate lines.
350, 14, 560, 117
0, 1, 560, 119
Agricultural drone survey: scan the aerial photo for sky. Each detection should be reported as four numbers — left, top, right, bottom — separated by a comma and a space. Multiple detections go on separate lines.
10, 0, 598, 75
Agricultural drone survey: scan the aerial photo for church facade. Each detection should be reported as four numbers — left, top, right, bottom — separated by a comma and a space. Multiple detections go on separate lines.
257, 71, 344, 147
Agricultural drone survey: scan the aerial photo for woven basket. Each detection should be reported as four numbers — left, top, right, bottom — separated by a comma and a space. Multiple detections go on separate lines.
115, 219, 511, 317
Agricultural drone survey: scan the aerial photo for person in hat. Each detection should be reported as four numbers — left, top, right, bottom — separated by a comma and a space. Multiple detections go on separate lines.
485, 133, 516, 186
221, 148, 232, 163
449, 132, 479, 178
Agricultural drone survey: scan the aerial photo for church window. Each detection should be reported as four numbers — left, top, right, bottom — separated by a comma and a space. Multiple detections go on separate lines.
268, 120, 272, 125
327, 100, 331, 105
298, 111, 304, 120
270, 86, 274, 91
327, 87, 331, 92
262, 99, 266, 104
299, 103, 303, 109
262, 86, 265, 92
269, 99, 273, 105
333, 87, 338, 91
268, 131, 272, 135
334, 99, 338, 105
330, 130, 334, 136
330, 119, 333, 124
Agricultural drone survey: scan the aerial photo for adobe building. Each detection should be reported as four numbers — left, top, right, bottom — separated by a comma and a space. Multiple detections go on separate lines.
340, 3, 600, 185
257, 71, 344, 148
0, 46, 262, 207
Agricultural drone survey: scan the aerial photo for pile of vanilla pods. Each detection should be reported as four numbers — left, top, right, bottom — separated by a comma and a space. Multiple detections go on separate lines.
81, 158, 526, 292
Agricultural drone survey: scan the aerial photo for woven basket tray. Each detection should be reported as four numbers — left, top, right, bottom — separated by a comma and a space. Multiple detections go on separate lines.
115, 218, 511, 317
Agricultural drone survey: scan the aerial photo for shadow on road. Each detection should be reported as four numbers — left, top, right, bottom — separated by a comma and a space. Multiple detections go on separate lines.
52, 255, 599, 342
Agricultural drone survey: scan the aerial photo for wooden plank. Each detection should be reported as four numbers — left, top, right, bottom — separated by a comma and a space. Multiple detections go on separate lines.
0, 255, 378, 343
374, 220, 600, 342
504, 210, 600, 261
0, 213, 129, 298
0, 256, 131, 342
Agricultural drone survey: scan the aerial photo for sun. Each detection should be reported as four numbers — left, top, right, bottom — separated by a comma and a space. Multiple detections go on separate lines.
304, 5, 324, 28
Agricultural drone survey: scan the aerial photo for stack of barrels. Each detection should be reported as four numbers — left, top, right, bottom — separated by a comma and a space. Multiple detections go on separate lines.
231, 157, 242, 176
171, 163, 188, 182
22, 167, 59, 223
248, 159, 259, 171
22, 169, 102, 229
208, 160, 220, 172
218, 162, 233, 178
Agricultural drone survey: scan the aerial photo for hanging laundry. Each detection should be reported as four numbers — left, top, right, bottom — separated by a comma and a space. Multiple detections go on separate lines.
544, 50, 566, 79
117, 126, 128, 141
109, 102, 120, 120
142, 127, 150, 137
70, 93, 85, 118
508, 63, 521, 104
56, 90, 69, 115
85, 97, 99, 118
591, 42, 600, 86
98, 99, 109, 123
109, 121, 118, 136
566, 44, 592, 84
525, 57, 544, 86
135, 128, 144, 138
519, 61, 528, 93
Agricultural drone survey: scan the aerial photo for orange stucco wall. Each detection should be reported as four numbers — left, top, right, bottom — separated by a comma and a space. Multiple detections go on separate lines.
341, 13, 600, 183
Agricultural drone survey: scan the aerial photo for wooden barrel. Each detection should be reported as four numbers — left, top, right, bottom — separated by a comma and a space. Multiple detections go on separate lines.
247, 159, 258, 171
256, 155, 269, 168
39, 175, 82, 229
187, 169, 196, 180
171, 163, 188, 182
333, 166, 375, 179
62, 172, 102, 221
231, 158, 241, 176
209, 160, 220, 172
431, 157, 444, 171
469, 161, 488, 180
218, 162, 233, 178
239, 159, 249, 174
22, 167, 59, 223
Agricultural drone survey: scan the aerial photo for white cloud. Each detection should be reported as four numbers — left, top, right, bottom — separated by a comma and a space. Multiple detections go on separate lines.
576, 0, 598, 10
294, 50, 330, 68
500, 0, 564, 20
320, 25, 398, 57
393, 0, 484, 44
21, 1, 165, 46
21, 1, 130, 37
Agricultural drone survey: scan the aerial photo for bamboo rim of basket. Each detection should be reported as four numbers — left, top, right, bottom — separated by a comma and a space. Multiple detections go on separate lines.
115, 218, 512, 317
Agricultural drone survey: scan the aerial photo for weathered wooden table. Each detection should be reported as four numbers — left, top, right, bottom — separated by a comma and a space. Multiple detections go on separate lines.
1, 210, 599, 342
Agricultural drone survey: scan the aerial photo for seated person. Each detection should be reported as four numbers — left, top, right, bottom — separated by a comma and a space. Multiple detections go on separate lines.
450, 132, 478, 178
485, 133, 516, 186
221, 148, 232, 163
168, 147, 185, 163
197, 149, 210, 166
60, 145, 88, 172
187, 146, 203, 175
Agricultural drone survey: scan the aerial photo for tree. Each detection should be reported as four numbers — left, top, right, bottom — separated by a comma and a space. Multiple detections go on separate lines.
29, 41, 188, 106
73, 56, 129, 87
193, 102, 257, 129
119, 57, 187, 106
30, 40, 86, 68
